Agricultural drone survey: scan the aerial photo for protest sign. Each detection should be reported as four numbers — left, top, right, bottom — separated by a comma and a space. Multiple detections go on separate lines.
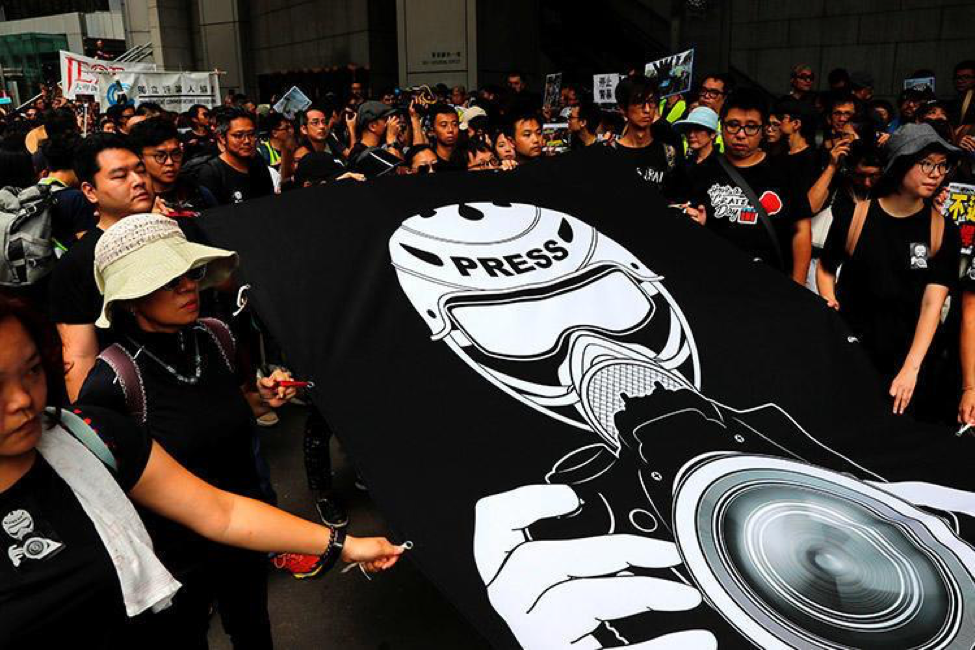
542, 72, 562, 110
59, 50, 155, 99
645, 49, 694, 98
96, 70, 220, 111
593, 73, 621, 105
944, 183, 975, 253
904, 76, 936, 94
273, 86, 312, 119
541, 122, 570, 154
201, 147, 975, 650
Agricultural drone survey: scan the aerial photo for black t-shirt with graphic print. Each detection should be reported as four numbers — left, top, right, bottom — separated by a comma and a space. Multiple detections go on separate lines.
820, 200, 960, 375
685, 154, 811, 272
0, 406, 152, 648
196, 156, 273, 206
603, 133, 684, 195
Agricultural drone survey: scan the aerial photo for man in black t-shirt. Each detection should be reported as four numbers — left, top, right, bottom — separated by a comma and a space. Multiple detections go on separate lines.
604, 75, 682, 193
683, 89, 812, 283
501, 109, 543, 164
48, 134, 157, 401
196, 108, 273, 205
37, 134, 96, 250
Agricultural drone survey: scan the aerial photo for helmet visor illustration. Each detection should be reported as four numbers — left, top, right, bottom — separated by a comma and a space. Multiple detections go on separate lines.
388, 202, 700, 452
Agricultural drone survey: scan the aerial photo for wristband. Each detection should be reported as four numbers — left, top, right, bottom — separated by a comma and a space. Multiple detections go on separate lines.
319, 525, 347, 573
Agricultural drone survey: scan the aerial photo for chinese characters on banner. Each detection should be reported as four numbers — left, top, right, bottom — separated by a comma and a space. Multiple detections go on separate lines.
593, 73, 621, 106
645, 49, 695, 98
944, 183, 975, 253
59, 50, 156, 99
96, 71, 221, 111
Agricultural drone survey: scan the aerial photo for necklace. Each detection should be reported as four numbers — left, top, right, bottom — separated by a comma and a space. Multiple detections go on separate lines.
128, 328, 203, 385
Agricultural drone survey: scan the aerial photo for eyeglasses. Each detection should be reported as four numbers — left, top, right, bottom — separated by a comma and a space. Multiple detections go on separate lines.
228, 131, 257, 141
916, 159, 953, 177
414, 164, 435, 174
469, 157, 501, 170
162, 264, 207, 290
700, 87, 726, 98
955, 73, 975, 81
831, 109, 855, 119
723, 121, 763, 136
149, 148, 184, 165
794, 73, 815, 81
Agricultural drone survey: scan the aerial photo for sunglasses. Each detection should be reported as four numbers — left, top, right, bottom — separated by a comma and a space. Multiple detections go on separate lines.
162, 264, 207, 290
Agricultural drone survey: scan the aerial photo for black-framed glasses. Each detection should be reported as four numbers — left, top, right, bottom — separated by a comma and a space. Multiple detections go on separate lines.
162, 264, 207, 290
724, 121, 763, 136
916, 158, 953, 177
149, 149, 184, 165
228, 130, 257, 141
700, 87, 726, 98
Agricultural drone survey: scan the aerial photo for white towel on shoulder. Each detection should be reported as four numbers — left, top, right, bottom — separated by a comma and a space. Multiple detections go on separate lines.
36, 421, 181, 616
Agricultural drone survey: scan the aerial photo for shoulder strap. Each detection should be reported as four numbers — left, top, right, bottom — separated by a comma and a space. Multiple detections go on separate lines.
845, 199, 871, 257
52, 407, 118, 471
715, 155, 785, 270
930, 207, 944, 258
97, 344, 147, 424
198, 317, 236, 373
962, 89, 973, 125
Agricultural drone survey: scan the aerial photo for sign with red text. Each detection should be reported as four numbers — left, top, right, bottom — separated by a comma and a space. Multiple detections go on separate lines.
59, 51, 155, 99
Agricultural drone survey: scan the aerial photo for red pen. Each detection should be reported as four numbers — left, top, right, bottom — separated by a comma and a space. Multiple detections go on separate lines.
270, 380, 315, 389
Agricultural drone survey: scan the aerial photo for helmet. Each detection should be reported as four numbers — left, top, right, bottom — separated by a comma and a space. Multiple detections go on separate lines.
389, 202, 700, 452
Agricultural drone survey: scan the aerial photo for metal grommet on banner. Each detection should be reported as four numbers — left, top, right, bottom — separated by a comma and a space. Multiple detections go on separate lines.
233, 284, 251, 318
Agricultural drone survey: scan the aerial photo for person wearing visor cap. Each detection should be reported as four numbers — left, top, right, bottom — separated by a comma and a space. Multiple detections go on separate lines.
674, 106, 719, 166
818, 123, 962, 422
76, 214, 402, 646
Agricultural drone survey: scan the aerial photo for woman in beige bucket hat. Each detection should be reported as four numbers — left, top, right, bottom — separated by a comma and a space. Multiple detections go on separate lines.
75, 214, 402, 646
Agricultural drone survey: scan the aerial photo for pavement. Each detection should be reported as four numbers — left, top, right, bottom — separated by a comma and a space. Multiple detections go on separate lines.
208, 405, 491, 649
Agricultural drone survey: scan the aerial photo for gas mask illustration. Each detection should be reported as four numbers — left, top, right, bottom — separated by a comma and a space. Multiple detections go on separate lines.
388, 201, 700, 454
390, 203, 975, 650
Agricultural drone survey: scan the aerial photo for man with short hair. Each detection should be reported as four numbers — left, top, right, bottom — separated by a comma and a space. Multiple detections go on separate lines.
605, 75, 681, 192
567, 102, 601, 149
503, 111, 543, 163
112, 104, 136, 134
181, 104, 215, 161
38, 134, 96, 249
950, 59, 975, 132
450, 85, 467, 107
789, 64, 815, 102
258, 112, 295, 170
129, 117, 217, 213
697, 74, 731, 152
773, 98, 818, 197
48, 134, 157, 399
683, 89, 812, 283
295, 101, 347, 162
196, 108, 274, 205
506, 71, 527, 95
429, 104, 464, 170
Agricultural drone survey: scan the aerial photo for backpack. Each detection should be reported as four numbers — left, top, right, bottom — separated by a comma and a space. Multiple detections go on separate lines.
178, 153, 219, 185
51, 406, 118, 471
97, 318, 236, 423
0, 183, 57, 287
845, 199, 944, 258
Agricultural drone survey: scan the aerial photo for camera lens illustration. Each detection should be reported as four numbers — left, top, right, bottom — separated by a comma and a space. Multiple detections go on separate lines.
675, 456, 975, 649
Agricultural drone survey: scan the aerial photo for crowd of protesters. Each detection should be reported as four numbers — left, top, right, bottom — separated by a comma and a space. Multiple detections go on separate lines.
2, 54, 975, 647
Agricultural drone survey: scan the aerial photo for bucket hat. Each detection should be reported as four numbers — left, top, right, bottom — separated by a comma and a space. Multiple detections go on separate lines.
94, 214, 237, 328
883, 122, 961, 173
674, 106, 720, 134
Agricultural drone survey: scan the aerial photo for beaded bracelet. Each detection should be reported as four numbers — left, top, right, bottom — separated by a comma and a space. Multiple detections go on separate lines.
319, 525, 347, 573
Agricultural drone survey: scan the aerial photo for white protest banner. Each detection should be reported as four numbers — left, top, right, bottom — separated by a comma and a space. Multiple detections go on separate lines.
593, 73, 621, 106
273, 86, 312, 119
645, 49, 695, 98
59, 51, 155, 99
97, 71, 220, 111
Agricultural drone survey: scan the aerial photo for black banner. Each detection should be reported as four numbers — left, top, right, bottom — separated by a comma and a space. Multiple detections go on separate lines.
200, 148, 975, 649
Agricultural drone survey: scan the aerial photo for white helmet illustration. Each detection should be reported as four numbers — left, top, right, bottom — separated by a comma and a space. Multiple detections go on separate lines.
389, 202, 700, 453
